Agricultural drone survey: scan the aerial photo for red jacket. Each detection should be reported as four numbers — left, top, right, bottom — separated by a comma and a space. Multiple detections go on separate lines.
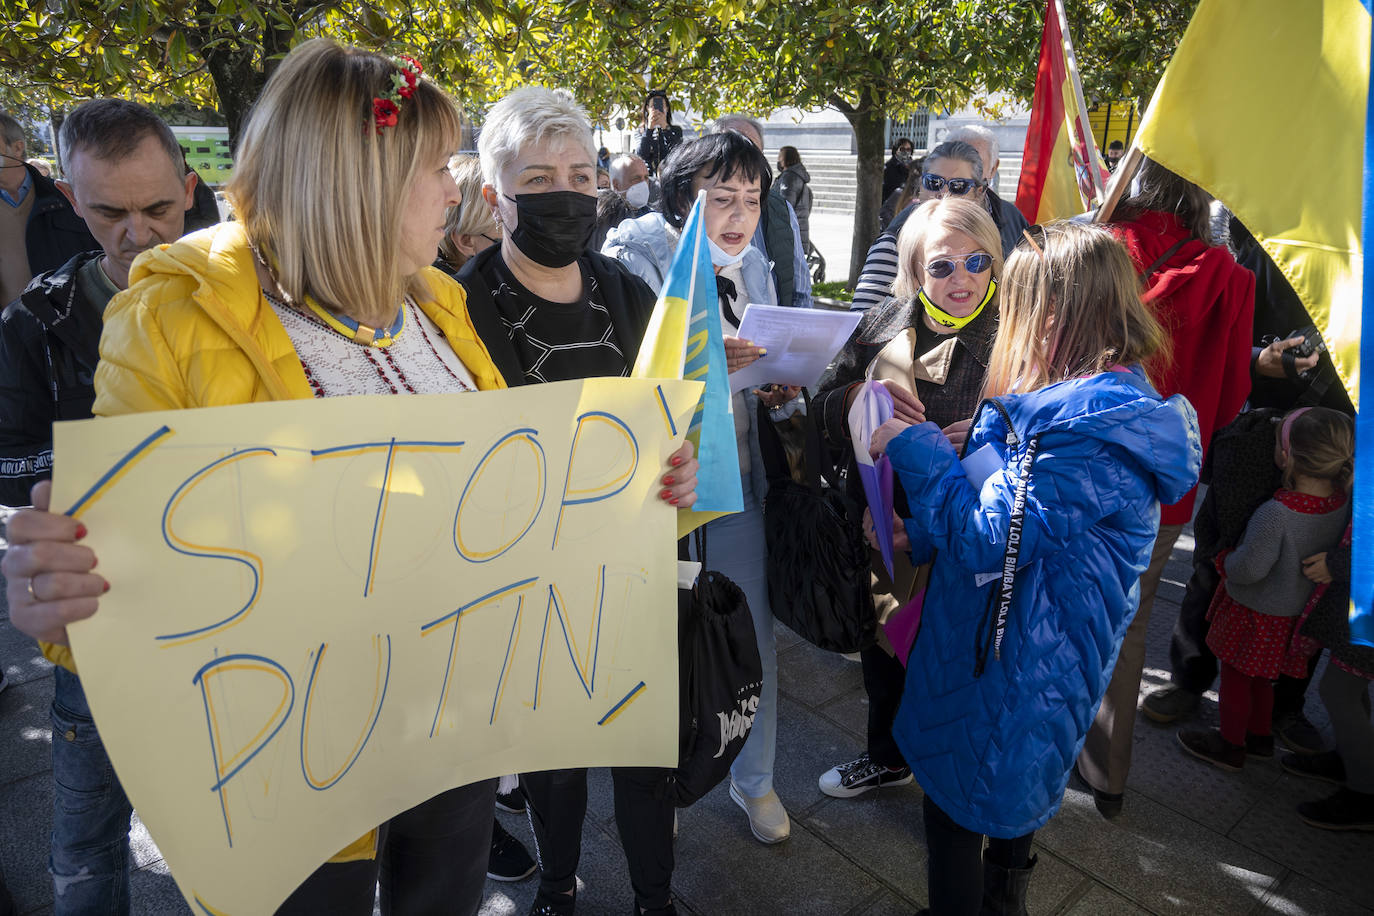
1113, 210, 1255, 525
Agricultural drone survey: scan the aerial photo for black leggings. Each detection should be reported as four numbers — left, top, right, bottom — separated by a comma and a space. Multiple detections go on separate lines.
922, 795, 1034, 916
522, 766, 675, 910
276, 778, 496, 916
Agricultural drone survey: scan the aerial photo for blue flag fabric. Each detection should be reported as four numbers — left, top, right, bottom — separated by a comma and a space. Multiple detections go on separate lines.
1354, 9, 1374, 648
631, 193, 744, 522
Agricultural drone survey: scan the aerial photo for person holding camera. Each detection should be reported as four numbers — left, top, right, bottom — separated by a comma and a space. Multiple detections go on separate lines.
636, 90, 683, 175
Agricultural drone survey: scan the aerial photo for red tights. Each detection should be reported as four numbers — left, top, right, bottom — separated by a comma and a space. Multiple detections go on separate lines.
1219, 661, 1274, 746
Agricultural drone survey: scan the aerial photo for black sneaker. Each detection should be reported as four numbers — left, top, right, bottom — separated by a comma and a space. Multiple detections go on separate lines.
1141, 684, 1201, 724
1245, 733, 1274, 758
488, 820, 536, 882
1298, 787, 1374, 831
529, 889, 576, 916
496, 787, 526, 814
1281, 750, 1346, 785
817, 752, 913, 798
1273, 711, 1325, 755
1178, 728, 1246, 772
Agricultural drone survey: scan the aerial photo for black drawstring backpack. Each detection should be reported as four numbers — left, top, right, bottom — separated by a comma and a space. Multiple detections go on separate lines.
665, 527, 763, 807
756, 393, 875, 654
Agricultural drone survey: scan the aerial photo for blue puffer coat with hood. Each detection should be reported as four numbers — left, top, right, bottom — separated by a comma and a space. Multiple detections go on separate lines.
886, 366, 1201, 838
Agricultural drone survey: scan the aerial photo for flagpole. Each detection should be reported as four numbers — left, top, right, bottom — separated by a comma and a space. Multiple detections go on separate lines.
1055, 0, 1107, 204
684, 190, 706, 367
1093, 146, 1142, 224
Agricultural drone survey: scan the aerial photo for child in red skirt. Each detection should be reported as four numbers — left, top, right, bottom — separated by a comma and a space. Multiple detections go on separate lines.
1179, 407, 1353, 771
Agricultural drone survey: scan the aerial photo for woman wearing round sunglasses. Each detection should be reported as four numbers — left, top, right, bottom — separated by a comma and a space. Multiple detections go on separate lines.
812, 196, 1001, 812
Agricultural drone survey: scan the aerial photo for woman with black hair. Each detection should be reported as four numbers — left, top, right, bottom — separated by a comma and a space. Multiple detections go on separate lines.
883, 136, 915, 201
636, 89, 683, 174
604, 130, 804, 848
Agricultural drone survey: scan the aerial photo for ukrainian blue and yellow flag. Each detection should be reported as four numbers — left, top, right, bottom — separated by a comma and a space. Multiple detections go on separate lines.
632, 191, 743, 537
1133, 0, 1372, 646
1356, 1, 1373, 647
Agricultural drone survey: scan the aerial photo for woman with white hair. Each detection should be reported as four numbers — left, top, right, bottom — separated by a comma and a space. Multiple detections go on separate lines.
457, 86, 689, 916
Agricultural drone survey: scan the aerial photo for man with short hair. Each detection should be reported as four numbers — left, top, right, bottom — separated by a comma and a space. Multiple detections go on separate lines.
608, 153, 652, 217
707, 114, 813, 309
0, 98, 194, 916
0, 111, 97, 306
1106, 139, 1125, 171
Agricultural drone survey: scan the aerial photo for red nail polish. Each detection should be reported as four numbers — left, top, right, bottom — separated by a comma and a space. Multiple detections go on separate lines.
74, 523, 88, 540
102, 581, 110, 593
670, 456, 684, 467
669, 496, 680, 505
662, 475, 675, 485
659, 489, 672, 499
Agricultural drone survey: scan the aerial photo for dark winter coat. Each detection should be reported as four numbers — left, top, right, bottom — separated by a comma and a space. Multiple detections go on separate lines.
0, 250, 105, 506
20, 162, 99, 278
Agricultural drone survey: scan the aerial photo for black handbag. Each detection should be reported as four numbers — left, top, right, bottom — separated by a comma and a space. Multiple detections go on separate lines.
665, 528, 763, 807
756, 393, 875, 653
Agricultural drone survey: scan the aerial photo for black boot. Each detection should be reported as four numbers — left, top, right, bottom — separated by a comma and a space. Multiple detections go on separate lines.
981, 853, 1037, 916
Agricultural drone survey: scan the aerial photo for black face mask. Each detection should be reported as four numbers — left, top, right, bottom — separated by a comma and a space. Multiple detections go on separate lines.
503, 190, 597, 268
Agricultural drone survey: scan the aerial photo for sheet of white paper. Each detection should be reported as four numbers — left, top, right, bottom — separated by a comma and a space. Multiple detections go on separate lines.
729, 305, 862, 393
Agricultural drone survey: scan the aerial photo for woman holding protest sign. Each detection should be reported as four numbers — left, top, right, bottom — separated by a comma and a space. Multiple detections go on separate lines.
603, 130, 805, 848
2, 41, 697, 916
455, 86, 698, 916
811, 197, 1000, 806
866, 222, 1200, 915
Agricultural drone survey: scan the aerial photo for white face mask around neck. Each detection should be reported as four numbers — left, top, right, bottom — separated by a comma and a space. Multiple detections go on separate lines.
708, 235, 749, 268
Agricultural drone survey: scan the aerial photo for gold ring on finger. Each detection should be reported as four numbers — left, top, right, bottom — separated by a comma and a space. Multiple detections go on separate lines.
26, 576, 40, 601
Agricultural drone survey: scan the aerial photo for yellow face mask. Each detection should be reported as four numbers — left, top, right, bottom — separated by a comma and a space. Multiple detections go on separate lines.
918, 278, 997, 330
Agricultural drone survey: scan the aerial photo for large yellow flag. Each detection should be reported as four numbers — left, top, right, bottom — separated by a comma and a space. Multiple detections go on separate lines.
1134, 0, 1369, 405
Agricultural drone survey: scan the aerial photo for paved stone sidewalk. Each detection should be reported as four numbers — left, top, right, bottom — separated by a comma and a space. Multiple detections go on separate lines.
3, 531, 1372, 915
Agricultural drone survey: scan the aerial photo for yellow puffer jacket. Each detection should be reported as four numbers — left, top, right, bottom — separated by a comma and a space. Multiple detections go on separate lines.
45, 220, 505, 862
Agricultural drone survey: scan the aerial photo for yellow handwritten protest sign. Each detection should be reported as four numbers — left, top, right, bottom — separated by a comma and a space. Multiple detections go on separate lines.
50, 377, 701, 915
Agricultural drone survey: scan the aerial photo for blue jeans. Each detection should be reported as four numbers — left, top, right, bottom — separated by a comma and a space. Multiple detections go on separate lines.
49, 666, 134, 916
696, 473, 778, 797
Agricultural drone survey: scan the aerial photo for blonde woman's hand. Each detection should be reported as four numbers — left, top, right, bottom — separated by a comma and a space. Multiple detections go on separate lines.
881, 380, 926, 424
2, 481, 106, 647
942, 419, 973, 452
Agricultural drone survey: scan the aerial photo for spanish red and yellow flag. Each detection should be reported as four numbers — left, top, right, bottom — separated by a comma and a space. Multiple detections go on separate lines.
1015, 0, 1110, 223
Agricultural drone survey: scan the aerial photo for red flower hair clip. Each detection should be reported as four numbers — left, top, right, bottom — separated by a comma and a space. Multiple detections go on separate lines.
372, 55, 424, 134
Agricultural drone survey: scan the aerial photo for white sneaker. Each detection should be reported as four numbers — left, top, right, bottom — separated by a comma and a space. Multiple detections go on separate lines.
729, 780, 790, 844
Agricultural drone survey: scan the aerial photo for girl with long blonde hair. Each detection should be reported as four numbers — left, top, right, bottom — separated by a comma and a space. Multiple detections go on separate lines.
869, 221, 1201, 915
